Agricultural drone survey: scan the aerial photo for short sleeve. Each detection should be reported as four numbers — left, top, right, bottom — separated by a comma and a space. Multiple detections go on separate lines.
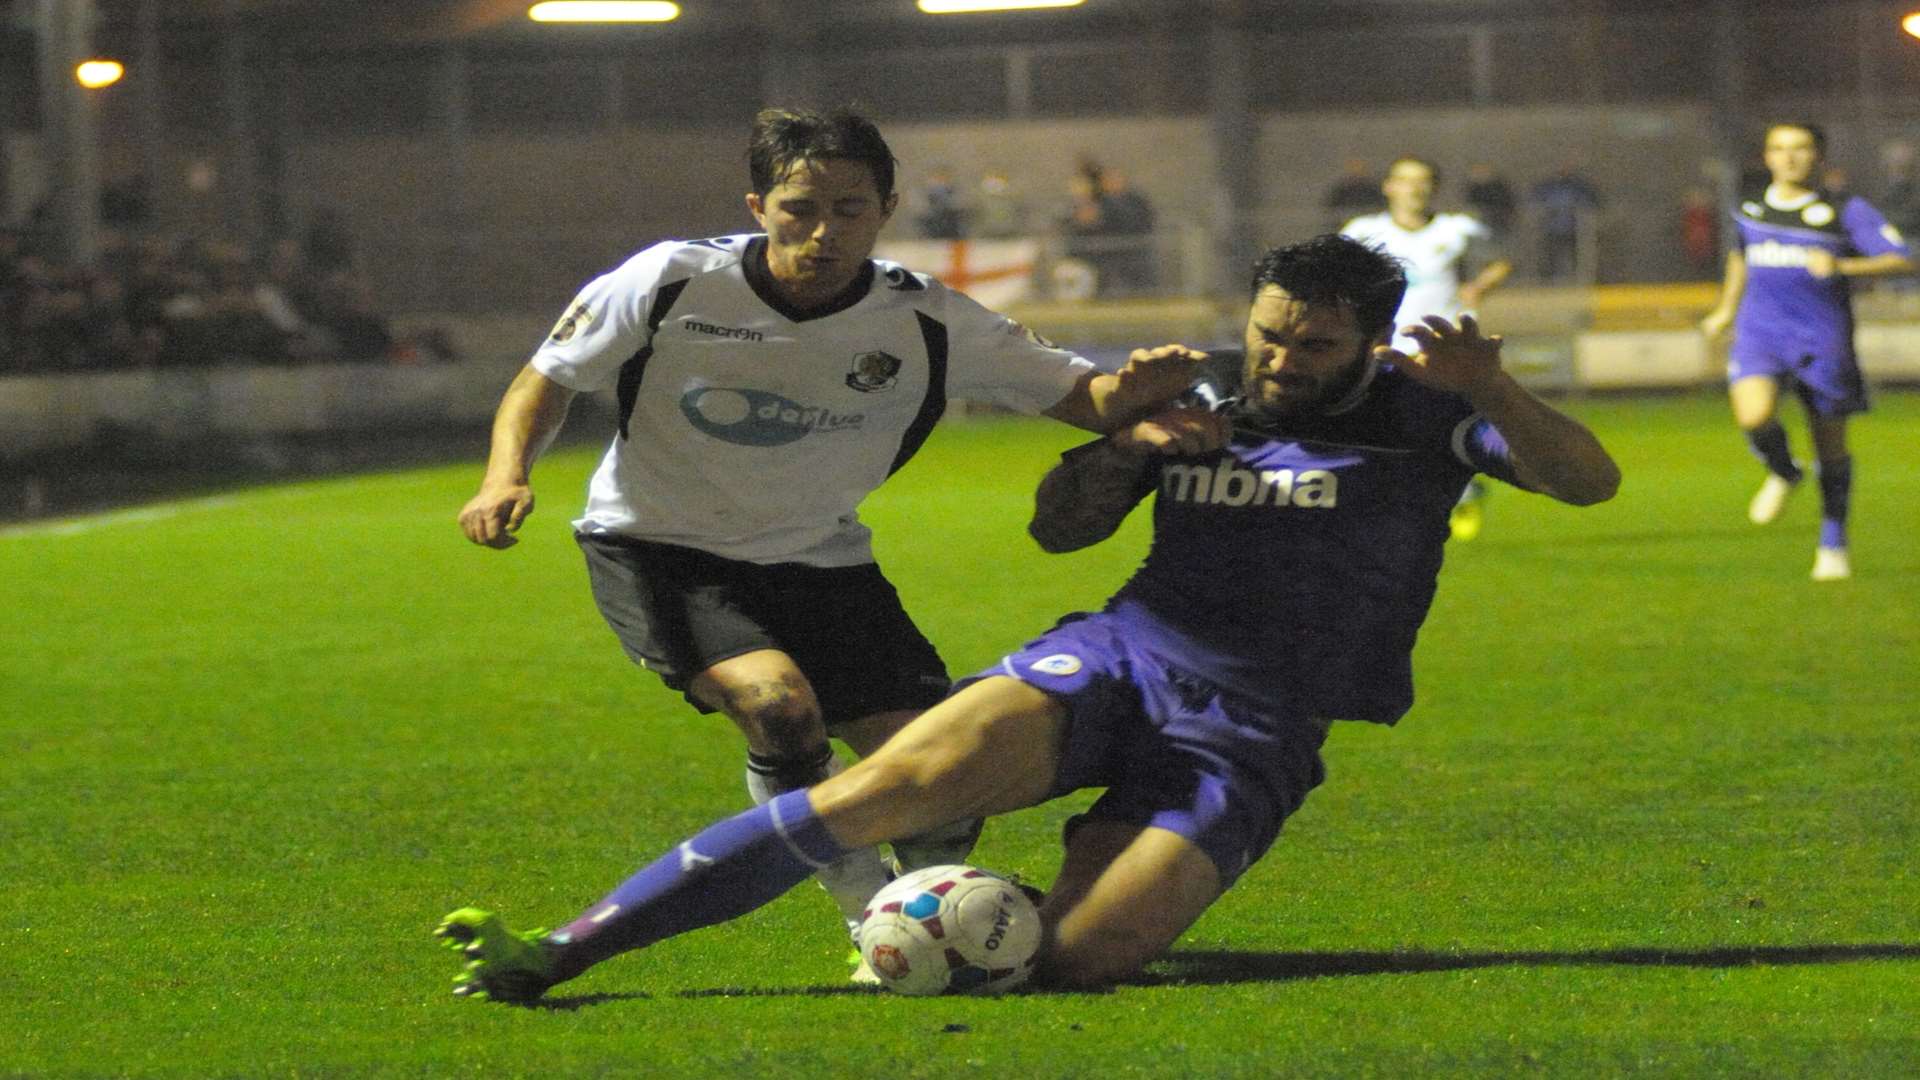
1449, 414, 1532, 490
1841, 196, 1913, 258
529, 243, 680, 393
937, 284, 1095, 414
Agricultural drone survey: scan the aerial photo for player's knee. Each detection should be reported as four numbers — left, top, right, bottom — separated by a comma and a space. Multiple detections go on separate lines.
1037, 926, 1156, 988
726, 685, 824, 754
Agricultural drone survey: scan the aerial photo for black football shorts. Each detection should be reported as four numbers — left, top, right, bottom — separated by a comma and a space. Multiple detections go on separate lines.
577, 531, 951, 724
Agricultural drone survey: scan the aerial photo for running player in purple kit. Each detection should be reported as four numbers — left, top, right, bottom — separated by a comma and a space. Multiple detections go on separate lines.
433, 235, 1620, 999
1699, 122, 1914, 581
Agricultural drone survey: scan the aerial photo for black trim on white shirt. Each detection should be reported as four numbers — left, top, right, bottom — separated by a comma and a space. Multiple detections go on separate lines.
741, 236, 877, 323
888, 311, 950, 475
615, 278, 691, 441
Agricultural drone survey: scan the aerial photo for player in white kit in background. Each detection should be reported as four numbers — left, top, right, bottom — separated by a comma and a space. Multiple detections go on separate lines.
1343, 157, 1512, 541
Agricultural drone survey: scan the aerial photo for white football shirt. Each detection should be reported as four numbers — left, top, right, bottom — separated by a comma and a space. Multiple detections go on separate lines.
1340, 212, 1494, 352
531, 234, 1095, 567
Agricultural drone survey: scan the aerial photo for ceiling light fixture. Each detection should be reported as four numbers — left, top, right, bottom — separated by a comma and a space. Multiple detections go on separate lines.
75, 59, 125, 88
918, 0, 1086, 13
528, 2, 680, 23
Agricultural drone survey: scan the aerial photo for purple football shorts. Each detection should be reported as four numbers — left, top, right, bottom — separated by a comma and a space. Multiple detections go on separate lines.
957, 610, 1329, 887
1727, 342, 1869, 417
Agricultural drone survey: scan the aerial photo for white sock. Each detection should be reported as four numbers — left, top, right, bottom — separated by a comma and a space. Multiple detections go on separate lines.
745, 751, 893, 942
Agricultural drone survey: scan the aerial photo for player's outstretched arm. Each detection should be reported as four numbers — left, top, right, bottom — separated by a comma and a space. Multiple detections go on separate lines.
1029, 407, 1229, 553
458, 364, 577, 549
1043, 345, 1208, 432
1458, 257, 1513, 308
1811, 249, 1916, 280
1392, 315, 1620, 507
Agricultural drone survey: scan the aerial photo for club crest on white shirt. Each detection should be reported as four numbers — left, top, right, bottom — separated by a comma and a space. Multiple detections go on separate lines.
548, 301, 596, 344
846, 350, 902, 392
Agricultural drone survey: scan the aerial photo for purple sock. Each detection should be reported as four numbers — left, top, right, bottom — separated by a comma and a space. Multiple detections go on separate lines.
1817, 456, 1852, 549
1745, 422, 1802, 483
546, 790, 846, 981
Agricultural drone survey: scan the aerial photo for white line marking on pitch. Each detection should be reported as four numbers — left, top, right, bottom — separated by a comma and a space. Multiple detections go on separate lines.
0, 494, 243, 539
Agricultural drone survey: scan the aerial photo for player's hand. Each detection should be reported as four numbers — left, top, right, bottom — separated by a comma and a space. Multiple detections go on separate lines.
1111, 406, 1230, 458
1110, 344, 1208, 417
1382, 314, 1504, 395
1698, 308, 1733, 341
1804, 249, 1837, 279
458, 480, 535, 549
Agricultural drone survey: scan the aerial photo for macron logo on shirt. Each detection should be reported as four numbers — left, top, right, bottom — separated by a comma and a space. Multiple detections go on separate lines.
1163, 460, 1339, 508
683, 318, 765, 342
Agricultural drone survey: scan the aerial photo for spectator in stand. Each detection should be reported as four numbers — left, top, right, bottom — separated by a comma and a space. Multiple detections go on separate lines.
302, 207, 358, 276
1464, 162, 1518, 239
1680, 186, 1721, 277
1095, 168, 1158, 295
1528, 161, 1602, 282
914, 167, 968, 241
1879, 139, 1920, 293
973, 171, 1025, 239
1059, 167, 1108, 289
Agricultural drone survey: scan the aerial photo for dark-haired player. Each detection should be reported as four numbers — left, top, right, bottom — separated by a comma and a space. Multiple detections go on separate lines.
435, 234, 1619, 999
454, 106, 1198, 965
1342, 155, 1513, 542
1700, 122, 1913, 580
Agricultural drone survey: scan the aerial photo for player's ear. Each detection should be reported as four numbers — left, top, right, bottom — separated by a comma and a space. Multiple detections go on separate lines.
745, 191, 766, 225
880, 192, 899, 220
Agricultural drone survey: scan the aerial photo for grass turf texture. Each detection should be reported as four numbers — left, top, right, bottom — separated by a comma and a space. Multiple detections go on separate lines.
3, 391, 1915, 1077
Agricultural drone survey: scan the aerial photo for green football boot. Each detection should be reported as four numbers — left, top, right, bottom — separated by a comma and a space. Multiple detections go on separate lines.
434, 908, 557, 1004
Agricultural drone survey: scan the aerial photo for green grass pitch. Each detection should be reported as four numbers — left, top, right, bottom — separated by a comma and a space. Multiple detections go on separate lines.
3, 392, 1915, 1077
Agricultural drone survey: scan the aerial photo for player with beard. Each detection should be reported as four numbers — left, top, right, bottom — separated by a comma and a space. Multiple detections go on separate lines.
435, 234, 1619, 999
454, 107, 1199, 973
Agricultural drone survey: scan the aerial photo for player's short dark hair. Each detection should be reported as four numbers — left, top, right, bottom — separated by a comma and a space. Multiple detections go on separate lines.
1386, 155, 1440, 186
1250, 235, 1408, 343
1767, 121, 1827, 158
749, 107, 898, 200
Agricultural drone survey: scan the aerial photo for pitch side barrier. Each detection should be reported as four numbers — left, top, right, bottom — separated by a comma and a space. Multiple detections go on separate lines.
1013, 284, 1920, 394
8, 286, 1918, 458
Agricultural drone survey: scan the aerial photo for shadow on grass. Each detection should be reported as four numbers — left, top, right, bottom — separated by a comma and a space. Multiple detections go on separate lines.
521, 943, 1919, 1006
532, 984, 877, 1011
1141, 942, 1920, 986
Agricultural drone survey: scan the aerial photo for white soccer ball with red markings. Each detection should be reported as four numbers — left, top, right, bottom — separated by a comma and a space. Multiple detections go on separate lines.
858, 864, 1042, 996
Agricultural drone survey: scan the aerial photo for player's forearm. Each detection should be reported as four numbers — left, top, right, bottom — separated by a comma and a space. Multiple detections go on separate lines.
1029, 441, 1152, 553
484, 365, 576, 484
1836, 252, 1916, 278
1468, 260, 1512, 298
1708, 253, 1747, 316
1465, 373, 1620, 506
1068, 372, 1158, 432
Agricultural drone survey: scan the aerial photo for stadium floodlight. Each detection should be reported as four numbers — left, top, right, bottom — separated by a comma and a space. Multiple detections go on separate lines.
918, 0, 1086, 13
1905, 11, 1920, 39
75, 60, 125, 89
528, 2, 680, 22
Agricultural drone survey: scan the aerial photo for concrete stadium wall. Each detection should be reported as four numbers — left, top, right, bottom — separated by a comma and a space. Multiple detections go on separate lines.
12, 311, 1919, 459
48, 101, 1770, 314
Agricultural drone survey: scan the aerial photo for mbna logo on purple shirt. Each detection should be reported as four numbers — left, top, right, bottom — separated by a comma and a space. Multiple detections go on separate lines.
680, 386, 865, 446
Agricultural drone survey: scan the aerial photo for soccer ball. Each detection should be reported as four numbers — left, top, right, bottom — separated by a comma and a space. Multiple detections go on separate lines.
858, 864, 1042, 996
